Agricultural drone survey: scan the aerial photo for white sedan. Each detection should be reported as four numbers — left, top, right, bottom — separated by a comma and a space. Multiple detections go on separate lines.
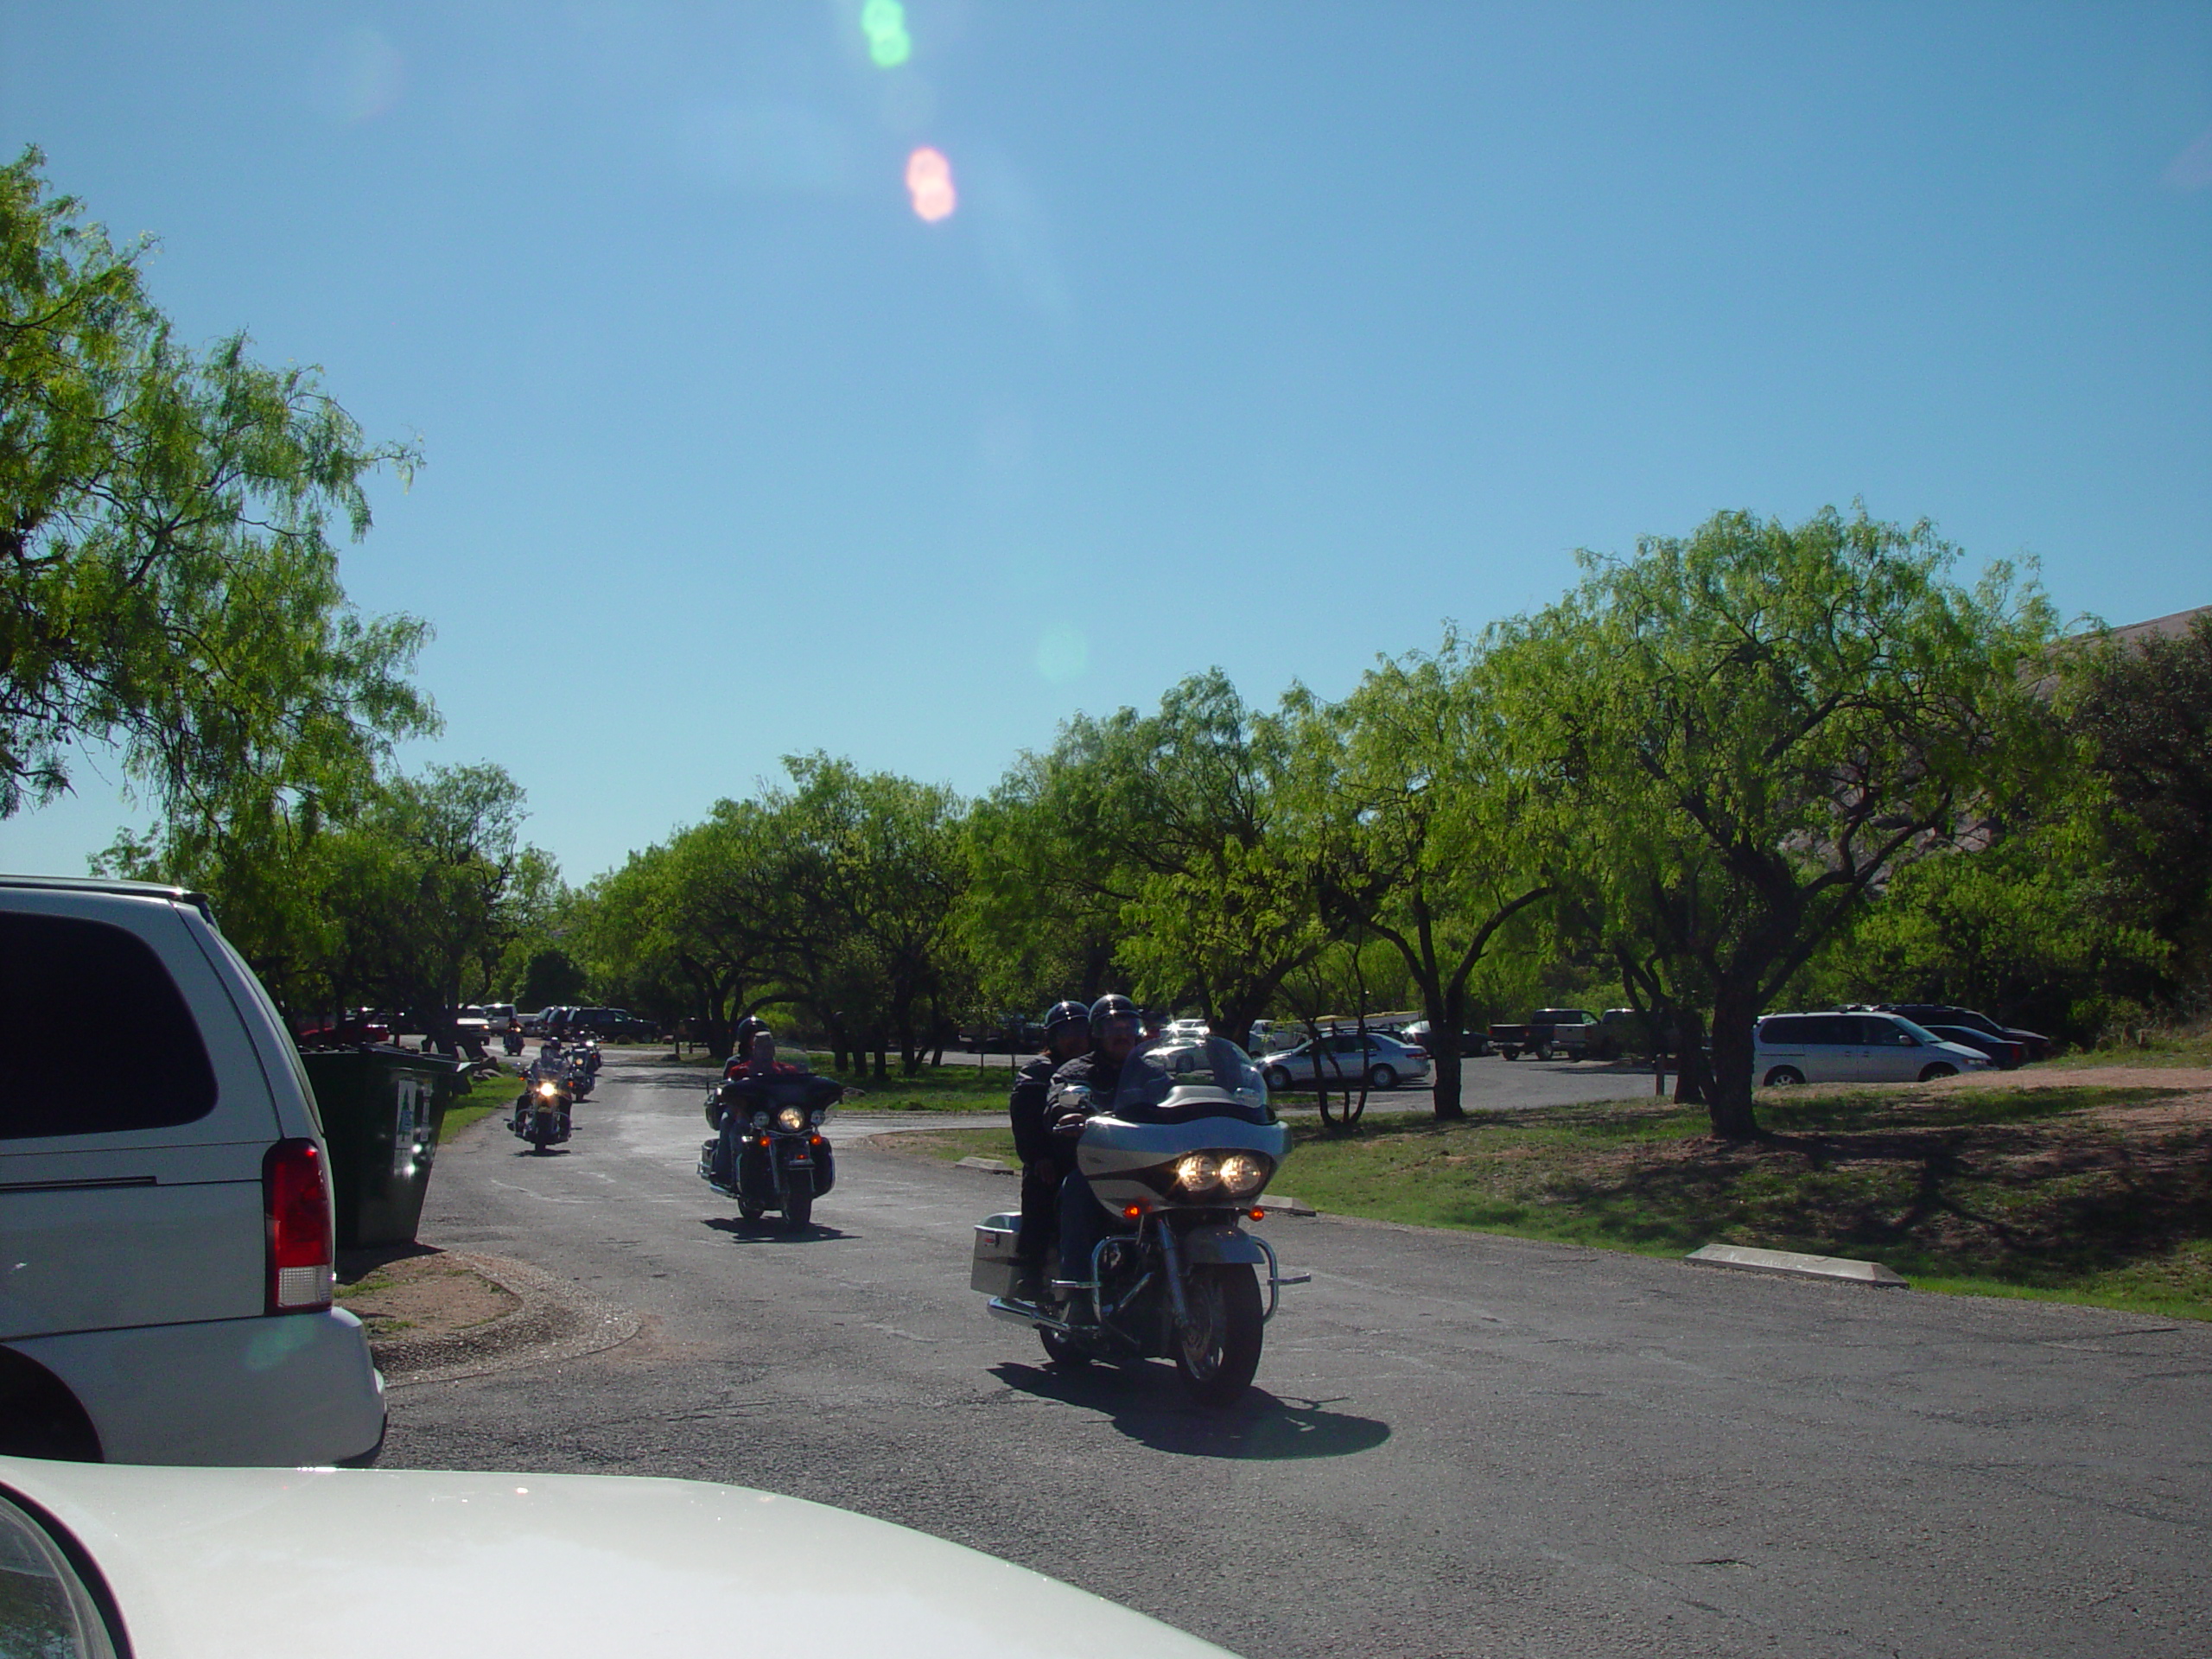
0, 1457, 1240, 1659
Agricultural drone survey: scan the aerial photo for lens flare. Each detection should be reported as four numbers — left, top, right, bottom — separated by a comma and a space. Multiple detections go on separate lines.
906, 146, 957, 222
861, 0, 912, 68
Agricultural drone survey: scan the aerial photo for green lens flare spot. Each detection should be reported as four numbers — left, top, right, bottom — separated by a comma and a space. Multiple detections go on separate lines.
862, 0, 912, 67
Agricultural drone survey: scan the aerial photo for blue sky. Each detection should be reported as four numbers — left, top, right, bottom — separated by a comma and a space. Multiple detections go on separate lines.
4, 2, 2208, 884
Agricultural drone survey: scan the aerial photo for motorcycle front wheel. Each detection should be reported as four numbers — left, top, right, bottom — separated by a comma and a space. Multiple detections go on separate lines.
1173, 1263, 1263, 1407
784, 1169, 814, 1230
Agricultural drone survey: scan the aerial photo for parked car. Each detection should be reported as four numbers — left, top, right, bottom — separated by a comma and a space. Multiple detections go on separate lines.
1399, 1019, 1492, 1058
1754, 1010, 1992, 1086
0, 874, 385, 1466
0, 1456, 1237, 1659
1490, 1007, 1602, 1060
1920, 1023, 2028, 1070
1878, 1003, 2050, 1061
1259, 1031, 1431, 1091
291, 1009, 395, 1047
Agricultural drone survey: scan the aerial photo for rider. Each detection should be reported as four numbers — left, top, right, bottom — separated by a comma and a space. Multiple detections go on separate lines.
1008, 1000, 1093, 1302
1044, 993, 1147, 1319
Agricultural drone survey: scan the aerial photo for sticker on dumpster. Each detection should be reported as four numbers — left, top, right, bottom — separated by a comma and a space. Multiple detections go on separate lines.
393, 1075, 429, 1178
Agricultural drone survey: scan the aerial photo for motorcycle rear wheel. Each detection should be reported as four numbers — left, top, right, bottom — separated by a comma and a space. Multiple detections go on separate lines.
1173, 1263, 1264, 1407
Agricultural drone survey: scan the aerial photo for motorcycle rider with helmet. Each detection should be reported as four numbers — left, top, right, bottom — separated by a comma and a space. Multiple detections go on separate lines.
1007, 1000, 1094, 1302
1043, 993, 1147, 1319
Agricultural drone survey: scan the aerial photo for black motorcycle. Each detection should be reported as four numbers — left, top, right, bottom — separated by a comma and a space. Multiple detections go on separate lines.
699, 1065, 844, 1229
510, 1070, 574, 1154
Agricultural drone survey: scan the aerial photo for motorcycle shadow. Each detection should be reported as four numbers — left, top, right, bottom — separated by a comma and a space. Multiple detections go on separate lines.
988, 1364, 1389, 1461
512, 1146, 572, 1158
697, 1217, 851, 1244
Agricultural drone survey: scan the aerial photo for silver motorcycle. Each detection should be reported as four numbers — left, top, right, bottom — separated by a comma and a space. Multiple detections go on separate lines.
972, 1035, 1307, 1407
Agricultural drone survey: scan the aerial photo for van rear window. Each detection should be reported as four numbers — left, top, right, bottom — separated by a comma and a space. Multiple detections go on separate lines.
0, 912, 219, 1138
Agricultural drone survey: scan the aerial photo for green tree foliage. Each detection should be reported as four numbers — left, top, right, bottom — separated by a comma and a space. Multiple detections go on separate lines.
109, 762, 556, 1049
518, 946, 589, 1012
1293, 634, 1554, 1120
1495, 506, 2056, 1137
1, 149, 432, 827
572, 759, 972, 1071
2062, 612, 2212, 998
772, 755, 971, 1074
974, 671, 1325, 1046
576, 803, 791, 1059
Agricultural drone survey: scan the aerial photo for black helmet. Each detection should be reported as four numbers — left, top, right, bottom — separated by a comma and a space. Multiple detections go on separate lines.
734, 1015, 774, 1048
1044, 1000, 1089, 1034
1089, 993, 1141, 1037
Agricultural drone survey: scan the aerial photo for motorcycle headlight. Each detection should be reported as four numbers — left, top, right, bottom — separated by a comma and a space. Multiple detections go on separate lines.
1173, 1153, 1221, 1192
1217, 1153, 1271, 1197
774, 1105, 807, 1133
537, 1082, 560, 1099
749, 1110, 770, 1131
809, 1107, 827, 1125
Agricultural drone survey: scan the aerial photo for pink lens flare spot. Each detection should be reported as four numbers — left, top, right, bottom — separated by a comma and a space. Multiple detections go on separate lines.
906, 146, 957, 222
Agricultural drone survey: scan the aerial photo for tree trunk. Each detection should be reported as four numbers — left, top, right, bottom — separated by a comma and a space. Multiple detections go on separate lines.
1703, 988, 1761, 1139
1424, 978, 1467, 1122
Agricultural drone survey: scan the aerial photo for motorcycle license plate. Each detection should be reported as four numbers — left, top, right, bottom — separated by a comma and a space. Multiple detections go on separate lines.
785, 1152, 812, 1166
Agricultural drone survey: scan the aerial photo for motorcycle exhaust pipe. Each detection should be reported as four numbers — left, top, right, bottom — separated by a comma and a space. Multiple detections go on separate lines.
986, 1296, 1075, 1337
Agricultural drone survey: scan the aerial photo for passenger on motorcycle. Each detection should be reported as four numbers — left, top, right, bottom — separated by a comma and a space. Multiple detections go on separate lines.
1045, 994, 1146, 1319
1008, 1000, 1093, 1302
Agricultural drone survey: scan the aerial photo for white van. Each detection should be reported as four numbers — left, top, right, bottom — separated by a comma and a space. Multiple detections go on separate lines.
0, 875, 385, 1465
1754, 1010, 1992, 1087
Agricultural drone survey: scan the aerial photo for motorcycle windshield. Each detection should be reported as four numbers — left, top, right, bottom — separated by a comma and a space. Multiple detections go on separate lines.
1109, 1037, 1274, 1124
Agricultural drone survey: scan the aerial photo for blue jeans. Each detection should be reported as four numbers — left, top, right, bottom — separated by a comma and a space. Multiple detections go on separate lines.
1058, 1169, 1105, 1290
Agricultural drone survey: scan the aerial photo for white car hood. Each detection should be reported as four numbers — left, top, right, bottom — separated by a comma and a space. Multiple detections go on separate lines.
1, 1459, 1238, 1659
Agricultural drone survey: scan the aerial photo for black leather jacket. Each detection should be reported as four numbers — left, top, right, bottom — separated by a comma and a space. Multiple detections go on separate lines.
1007, 1052, 1060, 1166
1042, 1049, 1126, 1138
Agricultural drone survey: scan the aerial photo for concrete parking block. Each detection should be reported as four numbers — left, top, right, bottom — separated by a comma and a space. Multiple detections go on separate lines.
1686, 1242, 1908, 1287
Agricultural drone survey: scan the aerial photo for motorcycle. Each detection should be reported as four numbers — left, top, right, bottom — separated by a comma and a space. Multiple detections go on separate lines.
509, 1065, 574, 1154
972, 1035, 1307, 1407
501, 1022, 524, 1056
698, 1058, 845, 1230
552, 1035, 597, 1101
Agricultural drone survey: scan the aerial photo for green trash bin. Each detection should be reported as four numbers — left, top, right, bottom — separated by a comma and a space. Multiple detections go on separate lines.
301, 1046, 474, 1249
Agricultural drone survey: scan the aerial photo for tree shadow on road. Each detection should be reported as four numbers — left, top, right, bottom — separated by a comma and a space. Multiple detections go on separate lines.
988, 1363, 1389, 1459
697, 1217, 853, 1244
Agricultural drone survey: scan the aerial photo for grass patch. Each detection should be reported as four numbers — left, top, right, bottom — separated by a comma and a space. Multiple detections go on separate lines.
2053, 1021, 2212, 1070
895, 1081, 2212, 1319
821, 1061, 1022, 1113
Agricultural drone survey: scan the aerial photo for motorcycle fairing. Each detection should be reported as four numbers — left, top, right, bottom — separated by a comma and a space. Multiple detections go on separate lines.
1076, 1112, 1290, 1212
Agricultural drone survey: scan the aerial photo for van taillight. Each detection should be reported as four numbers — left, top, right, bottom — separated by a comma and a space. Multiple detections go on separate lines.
264, 1138, 334, 1314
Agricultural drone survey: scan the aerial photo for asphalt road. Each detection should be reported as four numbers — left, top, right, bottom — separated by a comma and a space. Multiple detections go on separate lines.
389, 1051, 2211, 1658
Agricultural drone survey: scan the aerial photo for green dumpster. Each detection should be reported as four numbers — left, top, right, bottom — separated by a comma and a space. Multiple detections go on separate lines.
301, 1046, 474, 1249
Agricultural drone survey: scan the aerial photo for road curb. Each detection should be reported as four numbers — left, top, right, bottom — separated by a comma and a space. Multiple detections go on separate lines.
377, 1252, 643, 1388
955, 1155, 1014, 1173
1686, 1243, 1908, 1287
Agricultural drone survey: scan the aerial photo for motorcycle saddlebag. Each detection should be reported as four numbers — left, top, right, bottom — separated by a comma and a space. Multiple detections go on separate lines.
970, 1213, 1021, 1297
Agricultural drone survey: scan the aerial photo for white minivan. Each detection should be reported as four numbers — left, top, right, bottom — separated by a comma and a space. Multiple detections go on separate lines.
1754, 1010, 1992, 1087
0, 875, 385, 1465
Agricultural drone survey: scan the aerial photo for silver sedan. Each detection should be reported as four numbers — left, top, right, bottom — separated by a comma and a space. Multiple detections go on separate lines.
1258, 1032, 1431, 1091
